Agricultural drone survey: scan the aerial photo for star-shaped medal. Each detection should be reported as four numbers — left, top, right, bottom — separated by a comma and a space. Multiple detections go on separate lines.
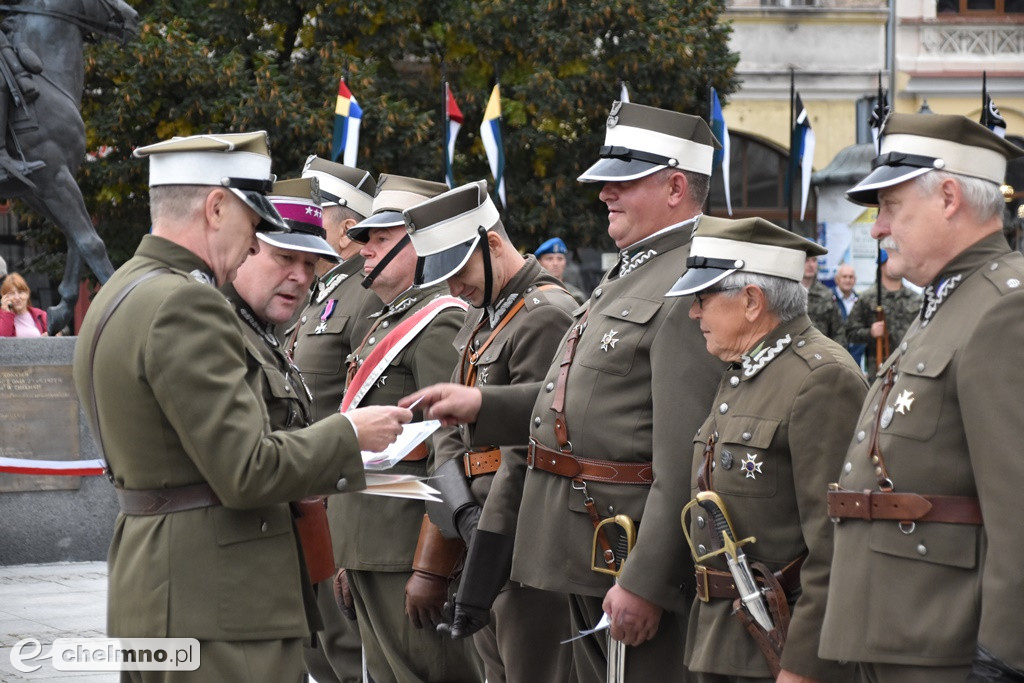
894, 389, 915, 415
600, 329, 619, 352
741, 453, 763, 479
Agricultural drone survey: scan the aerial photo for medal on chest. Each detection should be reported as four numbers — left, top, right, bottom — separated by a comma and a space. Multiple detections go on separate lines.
314, 299, 336, 335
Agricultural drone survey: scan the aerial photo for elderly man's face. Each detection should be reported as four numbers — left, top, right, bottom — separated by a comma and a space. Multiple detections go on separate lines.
538, 253, 566, 280
688, 286, 750, 362
835, 266, 856, 296
209, 190, 261, 286
871, 179, 949, 286
233, 244, 318, 325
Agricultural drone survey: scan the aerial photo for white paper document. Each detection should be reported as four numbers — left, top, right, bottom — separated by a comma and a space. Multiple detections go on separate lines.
560, 612, 610, 644
361, 420, 441, 471
361, 473, 442, 502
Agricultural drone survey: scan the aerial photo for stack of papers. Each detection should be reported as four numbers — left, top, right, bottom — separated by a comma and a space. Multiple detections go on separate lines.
359, 421, 442, 502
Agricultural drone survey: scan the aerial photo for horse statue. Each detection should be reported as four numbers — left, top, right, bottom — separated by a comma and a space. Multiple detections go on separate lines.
0, 0, 137, 333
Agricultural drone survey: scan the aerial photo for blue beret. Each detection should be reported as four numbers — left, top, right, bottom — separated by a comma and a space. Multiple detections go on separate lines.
536, 237, 568, 257
878, 248, 888, 265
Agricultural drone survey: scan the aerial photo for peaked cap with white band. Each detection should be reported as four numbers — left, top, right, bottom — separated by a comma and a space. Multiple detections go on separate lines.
578, 101, 721, 183
666, 216, 826, 297
847, 113, 1024, 206
301, 155, 376, 218
404, 180, 501, 287
258, 177, 338, 261
347, 174, 449, 243
134, 131, 287, 232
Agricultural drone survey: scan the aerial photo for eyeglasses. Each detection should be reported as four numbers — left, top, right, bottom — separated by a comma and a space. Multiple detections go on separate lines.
693, 286, 742, 308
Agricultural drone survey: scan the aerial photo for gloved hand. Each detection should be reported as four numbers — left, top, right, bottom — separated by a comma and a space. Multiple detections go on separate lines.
404, 569, 449, 629
436, 596, 491, 639
968, 644, 1024, 682
333, 568, 356, 621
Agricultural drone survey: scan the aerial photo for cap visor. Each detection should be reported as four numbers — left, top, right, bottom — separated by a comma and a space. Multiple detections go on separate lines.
665, 267, 735, 298
348, 210, 405, 243
845, 166, 932, 206
415, 238, 479, 288
577, 158, 665, 183
231, 188, 288, 232
257, 232, 340, 261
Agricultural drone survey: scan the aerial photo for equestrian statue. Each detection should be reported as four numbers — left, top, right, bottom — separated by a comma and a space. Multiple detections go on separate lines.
0, 0, 137, 333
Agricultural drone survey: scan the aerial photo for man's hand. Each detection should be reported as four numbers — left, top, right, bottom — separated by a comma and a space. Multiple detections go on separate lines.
404, 570, 449, 629
345, 405, 412, 452
333, 568, 356, 620
602, 584, 662, 647
399, 384, 482, 427
870, 320, 886, 339
436, 599, 490, 640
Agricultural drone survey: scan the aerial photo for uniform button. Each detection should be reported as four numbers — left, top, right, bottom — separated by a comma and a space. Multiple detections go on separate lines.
796, 340, 806, 348
545, 382, 554, 392
284, 385, 292, 392
475, 339, 482, 348
843, 462, 852, 473
260, 521, 269, 533
901, 341, 908, 352
534, 416, 541, 427
697, 544, 707, 555
719, 403, 729, 414
368, 336, 376, 345
336, 477, 349, 492
917, 362, 926, 372
607, 505, 615, 514
871, 455, 879, 465
382, 320, 390, 328
857, 430, 866, 442
729, 376, 739, 387
990, 262, 999, 271
594, 288, 603, 298
874, 466, 883, 476
917, 543, 927, 556
301, 315, 308, 323
526, 286, 535, 293
621, 309, 629, 316
741, 432, 752, 441
696, 516, 706, 529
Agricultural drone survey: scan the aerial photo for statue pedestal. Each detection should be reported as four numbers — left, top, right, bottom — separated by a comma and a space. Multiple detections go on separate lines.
0, 337, 116, 565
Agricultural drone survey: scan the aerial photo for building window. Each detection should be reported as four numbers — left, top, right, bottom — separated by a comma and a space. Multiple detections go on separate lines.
937, 0, 1024, 14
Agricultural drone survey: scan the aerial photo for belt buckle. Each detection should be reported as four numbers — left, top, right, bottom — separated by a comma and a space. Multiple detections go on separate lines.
695, 565, 710, 602
462, 453, 473, 478
527, 439, 537, 470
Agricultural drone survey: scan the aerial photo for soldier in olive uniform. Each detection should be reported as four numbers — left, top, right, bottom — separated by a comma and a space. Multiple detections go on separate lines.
535, 236, 588, 304
819, 115, 1024, 681
72, 132, 410, 682
404, 181, 579, 683
288, 156, 378, 683
407, 102, 727, 682
332, 175, 483, 683
802, 256, 846, 345
667, 216, 865, 682
843, 250, 922, 381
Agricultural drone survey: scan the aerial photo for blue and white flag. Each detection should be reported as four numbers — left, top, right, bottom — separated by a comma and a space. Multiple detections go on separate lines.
710, 87, 732, 216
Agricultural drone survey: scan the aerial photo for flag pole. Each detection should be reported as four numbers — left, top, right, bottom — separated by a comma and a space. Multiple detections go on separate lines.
441, 62, 448, 185
705, 83, 713, 216
788, 68, 794, 232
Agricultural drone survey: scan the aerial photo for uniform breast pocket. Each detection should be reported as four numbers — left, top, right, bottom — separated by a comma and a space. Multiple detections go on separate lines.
578, 297, 661, 376
300, 315, 352, 373
713, 416, 780, 498
472, 337, 509, 386
883, 345, 955, 442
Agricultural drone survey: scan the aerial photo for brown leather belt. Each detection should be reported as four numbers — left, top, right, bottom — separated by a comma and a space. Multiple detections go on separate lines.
826, 488, 982, 525
116, 482, 222, 516
463, 448, 502, 478
526, 440, 653, 485
403, 442, 429, 462
695, 555, 804, 603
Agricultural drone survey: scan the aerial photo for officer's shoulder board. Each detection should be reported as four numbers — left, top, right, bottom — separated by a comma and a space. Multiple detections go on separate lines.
522, 283, 573, 311
981, 252, 1024, 296
791, 334, 841, 370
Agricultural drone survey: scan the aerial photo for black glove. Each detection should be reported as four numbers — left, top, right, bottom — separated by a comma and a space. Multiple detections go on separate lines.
454, 504, 482, 546
968, 644, 1024, 682
436, 529, 514, 640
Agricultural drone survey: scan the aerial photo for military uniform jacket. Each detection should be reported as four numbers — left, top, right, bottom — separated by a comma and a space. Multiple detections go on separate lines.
291, 255, 381, 422
72, 235, 366, 641
807, 279, 846, 345
844, 284, 922, 375
820, 233, 1024, 670
685, 315, 866, 679
432, 256, 577, 533
330, 282, 465, 571
474, 220, 725, 610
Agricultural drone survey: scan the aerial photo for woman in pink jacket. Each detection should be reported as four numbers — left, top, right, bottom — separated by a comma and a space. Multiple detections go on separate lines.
0, 272, 48, 337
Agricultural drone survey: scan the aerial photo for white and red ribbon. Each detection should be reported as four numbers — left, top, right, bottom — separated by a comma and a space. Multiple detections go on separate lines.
0, 457, 106, 476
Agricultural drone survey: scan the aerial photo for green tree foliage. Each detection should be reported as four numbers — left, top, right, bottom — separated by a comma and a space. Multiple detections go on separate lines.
38, 0, 738, 273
